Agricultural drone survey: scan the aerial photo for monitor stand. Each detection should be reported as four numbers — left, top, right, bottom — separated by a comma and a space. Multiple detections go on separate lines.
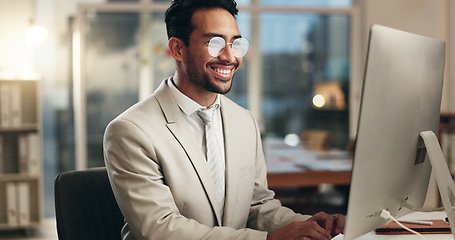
420, 130, 455, 238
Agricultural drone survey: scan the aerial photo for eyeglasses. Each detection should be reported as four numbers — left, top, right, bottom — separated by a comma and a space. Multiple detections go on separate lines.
196, 36, 249, 58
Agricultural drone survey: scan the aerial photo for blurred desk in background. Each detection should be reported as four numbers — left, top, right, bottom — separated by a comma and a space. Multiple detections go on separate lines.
264, 137, 352, 188
267, 170, 352, 188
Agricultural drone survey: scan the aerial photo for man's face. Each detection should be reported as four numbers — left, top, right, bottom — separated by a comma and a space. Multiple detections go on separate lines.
182, 8, 243, 94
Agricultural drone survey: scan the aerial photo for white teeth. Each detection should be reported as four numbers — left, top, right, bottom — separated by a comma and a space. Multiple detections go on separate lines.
215, 68, 231, 74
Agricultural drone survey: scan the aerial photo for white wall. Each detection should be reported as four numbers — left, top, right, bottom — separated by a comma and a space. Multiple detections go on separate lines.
355, 0, 452, 112
0, 0, 33, 75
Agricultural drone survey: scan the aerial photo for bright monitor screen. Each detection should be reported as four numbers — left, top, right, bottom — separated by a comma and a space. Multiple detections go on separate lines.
344, 24, 446, 240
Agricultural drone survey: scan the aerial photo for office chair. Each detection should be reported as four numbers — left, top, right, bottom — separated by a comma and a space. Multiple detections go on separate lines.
54, 167, 124, 240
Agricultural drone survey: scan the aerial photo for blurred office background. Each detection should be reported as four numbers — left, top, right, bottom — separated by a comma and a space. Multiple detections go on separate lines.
0, 0, 454, 227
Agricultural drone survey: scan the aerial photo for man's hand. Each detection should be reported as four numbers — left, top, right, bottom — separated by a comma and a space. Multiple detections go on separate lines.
308, 212, 345, 237
266, 212, 345, 240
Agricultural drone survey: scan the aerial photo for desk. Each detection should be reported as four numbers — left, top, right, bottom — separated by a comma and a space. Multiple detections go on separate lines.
264, 137, 352, 188
350, 211, 452, 240
267, 170, 351, 188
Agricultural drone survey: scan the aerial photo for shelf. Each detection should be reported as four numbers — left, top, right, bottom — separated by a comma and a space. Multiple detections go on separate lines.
0, 124, 39, 133
0, 221, 41, 231
0, 174, 40, 181
0, 79, 42, 230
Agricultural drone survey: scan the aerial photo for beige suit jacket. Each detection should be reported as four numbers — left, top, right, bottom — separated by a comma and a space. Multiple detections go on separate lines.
103, 78, 310, 240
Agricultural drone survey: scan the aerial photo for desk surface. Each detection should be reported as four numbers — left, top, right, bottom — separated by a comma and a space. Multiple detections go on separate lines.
344, 211, 452, 240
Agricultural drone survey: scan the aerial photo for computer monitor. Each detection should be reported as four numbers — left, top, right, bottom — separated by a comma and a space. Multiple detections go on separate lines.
344, 25, 449, 239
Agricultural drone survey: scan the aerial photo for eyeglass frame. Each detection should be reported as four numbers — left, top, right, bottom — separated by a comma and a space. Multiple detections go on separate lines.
189, 36, 249, 58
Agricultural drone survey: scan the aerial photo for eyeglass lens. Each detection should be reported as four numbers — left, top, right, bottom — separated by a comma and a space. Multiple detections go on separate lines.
208, 37, 249, 58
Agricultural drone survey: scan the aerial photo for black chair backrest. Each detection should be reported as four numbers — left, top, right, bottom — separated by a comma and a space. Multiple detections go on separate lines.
54, 167, 124, 240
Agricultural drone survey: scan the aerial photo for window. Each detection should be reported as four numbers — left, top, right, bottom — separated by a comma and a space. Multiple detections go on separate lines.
72, 0, 353, 169
84, 12, 141, 167
254, 12, 350, 149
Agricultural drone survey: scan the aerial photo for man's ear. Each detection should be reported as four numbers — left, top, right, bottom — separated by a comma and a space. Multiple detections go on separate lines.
168, 37, 185, 62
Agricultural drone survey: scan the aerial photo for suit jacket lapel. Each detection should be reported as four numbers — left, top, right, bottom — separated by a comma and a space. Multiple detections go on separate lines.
219, 96, 242, 227
154, 79, 223, 225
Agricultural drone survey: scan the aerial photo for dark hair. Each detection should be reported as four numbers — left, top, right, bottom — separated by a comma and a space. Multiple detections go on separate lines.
165, 0, 238, 46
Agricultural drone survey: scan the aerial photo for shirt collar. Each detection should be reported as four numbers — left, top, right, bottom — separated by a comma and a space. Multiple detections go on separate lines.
167, 77, 220, 116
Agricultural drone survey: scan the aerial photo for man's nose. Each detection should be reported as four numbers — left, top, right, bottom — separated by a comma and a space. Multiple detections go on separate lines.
218, 44, 237, 62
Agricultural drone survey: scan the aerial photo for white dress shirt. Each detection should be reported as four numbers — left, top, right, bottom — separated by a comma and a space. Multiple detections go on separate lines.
167, 77, 226, 175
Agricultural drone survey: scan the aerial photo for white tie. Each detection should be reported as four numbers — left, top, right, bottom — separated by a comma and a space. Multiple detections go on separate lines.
197, 106, 225, 215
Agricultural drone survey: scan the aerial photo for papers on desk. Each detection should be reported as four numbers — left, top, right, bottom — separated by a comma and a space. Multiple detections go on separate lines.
294, 151, 352, 171
296, 158, 352, 171
265, 147, 352, 172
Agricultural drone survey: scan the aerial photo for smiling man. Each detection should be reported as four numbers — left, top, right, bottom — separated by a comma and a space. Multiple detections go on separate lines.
170, 8, 242, 105
103, 0, 344, 239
